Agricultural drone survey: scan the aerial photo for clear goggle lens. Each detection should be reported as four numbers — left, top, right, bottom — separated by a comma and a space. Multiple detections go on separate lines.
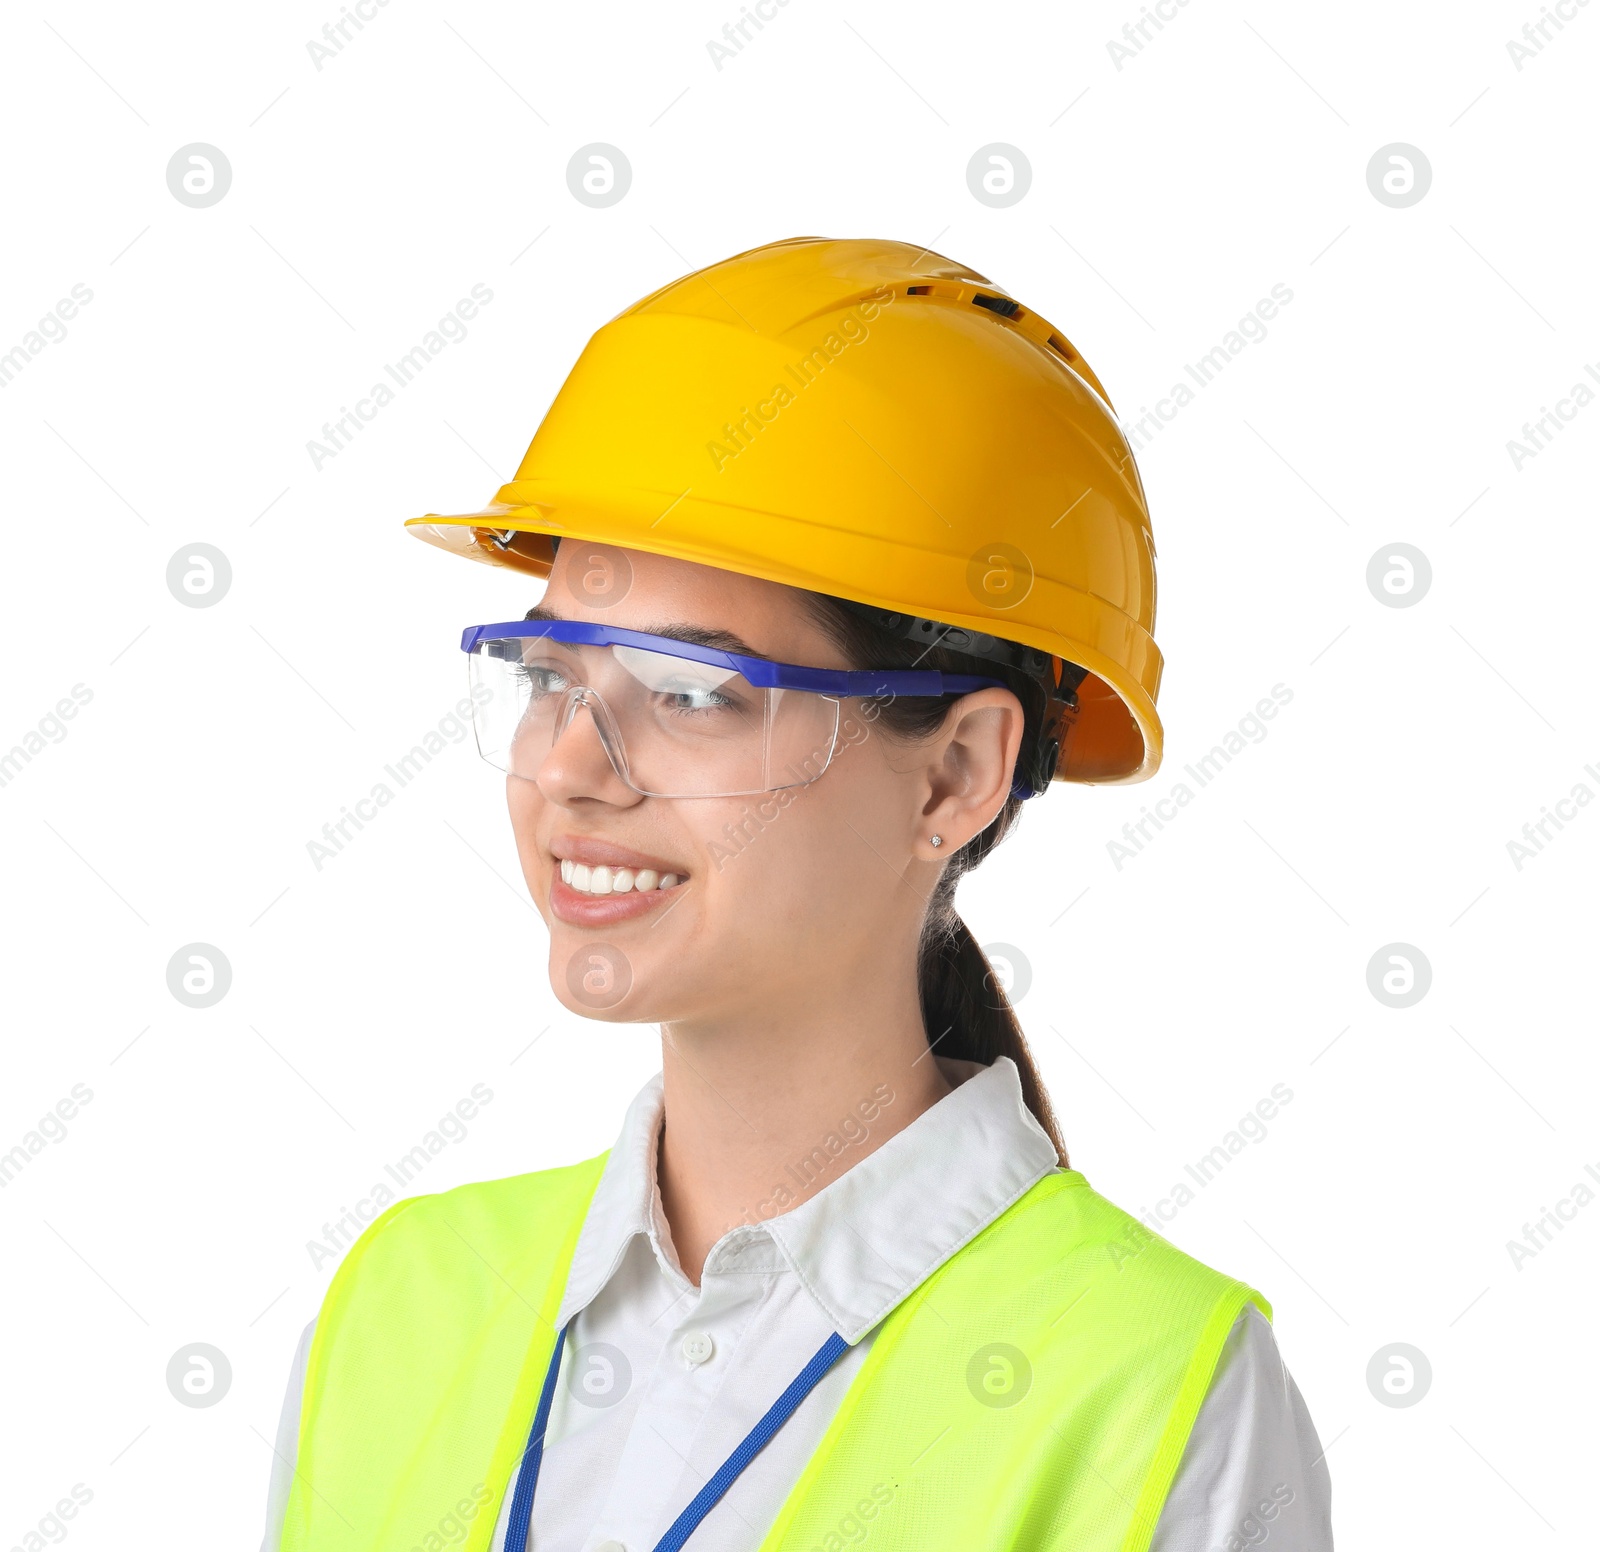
468, 635, 843, 798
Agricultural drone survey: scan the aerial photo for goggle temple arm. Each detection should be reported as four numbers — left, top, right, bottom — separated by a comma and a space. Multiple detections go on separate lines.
831, 602, 1086, 801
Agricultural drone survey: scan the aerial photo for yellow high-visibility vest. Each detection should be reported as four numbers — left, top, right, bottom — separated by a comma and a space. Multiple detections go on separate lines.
281, 1160, 1267, 1552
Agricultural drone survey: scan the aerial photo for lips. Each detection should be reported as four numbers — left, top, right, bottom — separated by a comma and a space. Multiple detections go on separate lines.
551, 835, 689, 874
548, 835, 689, 927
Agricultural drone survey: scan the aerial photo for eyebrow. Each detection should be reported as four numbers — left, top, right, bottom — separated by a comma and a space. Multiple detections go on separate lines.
523, 605, 764, 659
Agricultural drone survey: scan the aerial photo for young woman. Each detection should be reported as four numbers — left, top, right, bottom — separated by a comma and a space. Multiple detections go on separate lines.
262, 238, 1333, 1551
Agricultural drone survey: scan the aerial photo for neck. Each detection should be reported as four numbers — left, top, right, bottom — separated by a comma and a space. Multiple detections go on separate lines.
654, 971, 952, 1285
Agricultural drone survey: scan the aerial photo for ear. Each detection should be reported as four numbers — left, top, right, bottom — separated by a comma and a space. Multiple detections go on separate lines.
911, 689, 1027, 860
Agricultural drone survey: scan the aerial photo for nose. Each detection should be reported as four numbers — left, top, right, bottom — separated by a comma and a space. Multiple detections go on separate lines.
530, 688, 641, 808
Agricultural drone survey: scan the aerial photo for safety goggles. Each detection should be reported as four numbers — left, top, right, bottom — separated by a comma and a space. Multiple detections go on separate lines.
459, 618, 1008, 799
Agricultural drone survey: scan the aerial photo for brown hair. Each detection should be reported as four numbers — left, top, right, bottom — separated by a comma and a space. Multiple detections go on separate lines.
802, 593, 1070, 1166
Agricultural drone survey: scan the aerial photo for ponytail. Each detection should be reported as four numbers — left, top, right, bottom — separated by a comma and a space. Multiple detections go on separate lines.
917, 833, 1069, 1166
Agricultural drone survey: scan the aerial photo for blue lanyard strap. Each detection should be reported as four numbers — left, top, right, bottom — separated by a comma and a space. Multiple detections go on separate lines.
504, 1325, 850, 1552
503, 1320, 569, 1552
654, 1331, 849, 1552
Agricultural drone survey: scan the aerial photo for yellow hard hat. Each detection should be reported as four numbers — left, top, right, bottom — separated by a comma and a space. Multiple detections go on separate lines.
408, 236, 1161, 784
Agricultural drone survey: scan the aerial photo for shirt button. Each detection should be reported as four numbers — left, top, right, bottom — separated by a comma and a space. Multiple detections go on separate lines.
595, 1542, 626, 1552
681, 1331, 715, 1366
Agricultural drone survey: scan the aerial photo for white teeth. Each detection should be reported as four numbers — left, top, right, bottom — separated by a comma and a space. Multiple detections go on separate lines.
558, 859, 685, 894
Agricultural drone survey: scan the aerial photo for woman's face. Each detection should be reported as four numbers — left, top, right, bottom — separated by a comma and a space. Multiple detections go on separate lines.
505, 543, 964, 1027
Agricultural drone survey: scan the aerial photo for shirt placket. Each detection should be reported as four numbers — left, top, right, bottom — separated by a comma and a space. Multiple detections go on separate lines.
578, 1229, 779, 1552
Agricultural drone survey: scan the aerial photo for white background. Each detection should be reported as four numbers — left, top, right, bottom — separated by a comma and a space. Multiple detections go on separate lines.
2, 0, 1596, 1545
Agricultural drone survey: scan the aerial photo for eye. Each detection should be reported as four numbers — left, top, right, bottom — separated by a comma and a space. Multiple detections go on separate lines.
516, 658, 573, 696
659, 683, 732, 712
612, 644, 749, 714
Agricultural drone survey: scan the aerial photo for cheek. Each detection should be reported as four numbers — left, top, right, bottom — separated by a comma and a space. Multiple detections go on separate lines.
691, 751, 906, 930
669, 795, 829, 947
506, 778, 546, 887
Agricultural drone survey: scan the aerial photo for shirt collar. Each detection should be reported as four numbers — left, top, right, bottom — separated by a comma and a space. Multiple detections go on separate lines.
557, 1055, 1060, 1342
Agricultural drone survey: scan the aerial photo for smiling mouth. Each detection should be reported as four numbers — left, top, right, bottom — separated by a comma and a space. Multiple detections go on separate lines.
547, 838, 690, 924
558, 860, 684, 896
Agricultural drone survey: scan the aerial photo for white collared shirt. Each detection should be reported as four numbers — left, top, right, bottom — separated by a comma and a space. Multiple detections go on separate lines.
262, 1058, 1333, 1551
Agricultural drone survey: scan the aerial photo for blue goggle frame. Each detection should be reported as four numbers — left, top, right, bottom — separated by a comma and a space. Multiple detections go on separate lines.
459, 619, 1009, 700
459, 618, 1041, 799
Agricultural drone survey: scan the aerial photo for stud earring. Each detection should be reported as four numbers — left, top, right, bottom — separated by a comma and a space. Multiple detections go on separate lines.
930, 834, 944, 849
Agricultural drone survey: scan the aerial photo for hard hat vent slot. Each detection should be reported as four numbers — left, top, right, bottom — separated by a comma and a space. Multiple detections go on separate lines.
971, 293, 1020, 318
